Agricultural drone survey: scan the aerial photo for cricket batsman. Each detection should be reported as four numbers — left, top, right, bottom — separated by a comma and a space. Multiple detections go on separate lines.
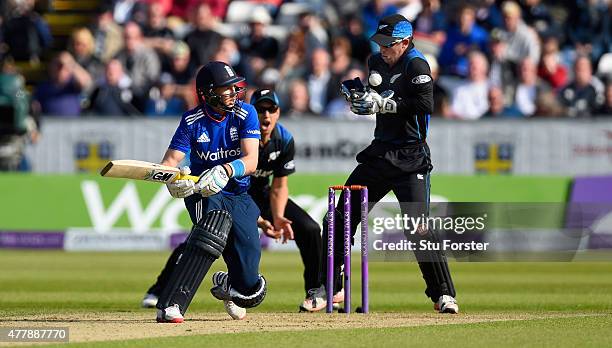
153, 61, 266, 323
302, 14, 459, 313
143, 89, 331, 318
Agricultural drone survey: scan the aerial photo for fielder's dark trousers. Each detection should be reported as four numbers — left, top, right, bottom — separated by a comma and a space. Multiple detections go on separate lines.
320, 161, 456, 302
259, 198, 322, 296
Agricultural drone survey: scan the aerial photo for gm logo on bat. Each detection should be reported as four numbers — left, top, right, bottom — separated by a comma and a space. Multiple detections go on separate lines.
145, 170, 175, 182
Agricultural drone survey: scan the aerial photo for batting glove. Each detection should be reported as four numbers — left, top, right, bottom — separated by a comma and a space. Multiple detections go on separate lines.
166, 166, 196, 198
196, 165, 230, 197
350, 90, 397, 115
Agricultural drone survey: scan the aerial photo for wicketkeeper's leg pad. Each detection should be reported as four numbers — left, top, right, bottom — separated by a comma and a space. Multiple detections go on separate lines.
157, 209, 232, 314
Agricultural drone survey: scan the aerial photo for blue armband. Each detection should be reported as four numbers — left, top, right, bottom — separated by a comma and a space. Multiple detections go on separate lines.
228, 159, 246, 178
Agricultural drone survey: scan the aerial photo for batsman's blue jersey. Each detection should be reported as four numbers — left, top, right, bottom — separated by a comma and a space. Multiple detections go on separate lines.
169, 103, 261, 195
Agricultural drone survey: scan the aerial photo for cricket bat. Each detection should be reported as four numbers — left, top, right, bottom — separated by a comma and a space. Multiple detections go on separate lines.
100, 160, 200, 183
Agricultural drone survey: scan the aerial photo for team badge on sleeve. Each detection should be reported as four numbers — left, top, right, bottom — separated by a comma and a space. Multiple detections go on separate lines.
412, 75, 432, 84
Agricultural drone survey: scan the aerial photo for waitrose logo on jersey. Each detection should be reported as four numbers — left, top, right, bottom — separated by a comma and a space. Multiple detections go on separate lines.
196, 148, 241, 161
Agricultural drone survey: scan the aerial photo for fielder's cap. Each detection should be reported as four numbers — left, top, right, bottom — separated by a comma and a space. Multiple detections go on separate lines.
370, 14, 413, 47
250, 88, 280, 106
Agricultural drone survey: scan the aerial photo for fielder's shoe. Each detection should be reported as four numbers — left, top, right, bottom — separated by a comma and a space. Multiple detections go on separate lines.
435, 295, 459, 314
331, 288, 344, 310
141, 293, 158, 308
156, 304, 184, 323
211, 271, 247, 320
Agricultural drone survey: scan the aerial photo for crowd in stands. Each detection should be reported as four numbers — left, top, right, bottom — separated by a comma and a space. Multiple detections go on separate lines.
0, 0, 611, 119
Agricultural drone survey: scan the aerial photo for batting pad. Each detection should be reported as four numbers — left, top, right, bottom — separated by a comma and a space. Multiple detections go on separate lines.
157, 210, 232, 314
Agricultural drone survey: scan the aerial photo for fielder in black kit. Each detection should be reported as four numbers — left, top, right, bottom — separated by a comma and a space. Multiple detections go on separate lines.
247, 88, 323, 301
142, 89, 324, 316
302, 14, 458, 314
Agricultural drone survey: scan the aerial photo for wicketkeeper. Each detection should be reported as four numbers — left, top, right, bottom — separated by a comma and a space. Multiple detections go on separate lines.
302, 14, 459, 314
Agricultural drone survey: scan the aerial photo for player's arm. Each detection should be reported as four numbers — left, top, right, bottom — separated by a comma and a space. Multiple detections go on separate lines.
161, 149, 186, 167
394, 58, 434, 115
223, 138, 259, 177
162, 150, 194, 199
269, 137, 296, 242
270, 176, 293, 242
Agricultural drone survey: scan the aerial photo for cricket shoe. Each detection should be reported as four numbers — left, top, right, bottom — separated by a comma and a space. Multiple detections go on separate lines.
224, 300, 247, 320
156, 304, 184, 323
435, 295, 459, 314
300, 286, 345, 312
211, 271, 247, 320
141, 293, 158, 308
331, 288, 344, 310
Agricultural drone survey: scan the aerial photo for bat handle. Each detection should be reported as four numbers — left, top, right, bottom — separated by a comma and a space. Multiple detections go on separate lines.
177, 174, 200, 182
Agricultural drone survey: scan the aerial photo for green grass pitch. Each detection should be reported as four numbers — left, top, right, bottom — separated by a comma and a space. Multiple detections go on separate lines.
1, 250, 611, 347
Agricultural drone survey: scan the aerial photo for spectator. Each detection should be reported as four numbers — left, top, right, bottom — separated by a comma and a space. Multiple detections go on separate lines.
167, 0, 229, 20
499, 1, 540, 65
559, 55, 605, 118
537, 35, 568, 90
297, 10, 329, 59
112, 0, 147, 25
362, 0, 399, 51
91, 4, 124, 63
424, 54, 450, 118
239, 7, 279, 63
514, 58, 549, 117
438, 4, 489, 77
328, 37, 359, 101
286, 79, 311, 117
565, 0, 610, 63
163, 41, 194, 85
276, 30, 308, 105
239, 7, 278, 82
145, 73, 187, 116
2, 0, 52, 62
450, 51, 490, 120
412, 0, 447, 45
184, 3, 223, 68
534, 90, 565, 117
212, 37, 254, 85
87, 59, 139, 116
69, 28, 104, 84
34, 52, 91, 117
595, 82, 612, 116
306, 48, 332, 115
341, 14, 372, 65
0, 68, 37, 171
143, 0, 176, 57
397, 0, 424, 22
488, 29, 515, 99
162, 41, 195, 109
115, 22, 161, 110
474, 0, 504, 31
484, 85, 522, 117
519, 0, 555, 35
